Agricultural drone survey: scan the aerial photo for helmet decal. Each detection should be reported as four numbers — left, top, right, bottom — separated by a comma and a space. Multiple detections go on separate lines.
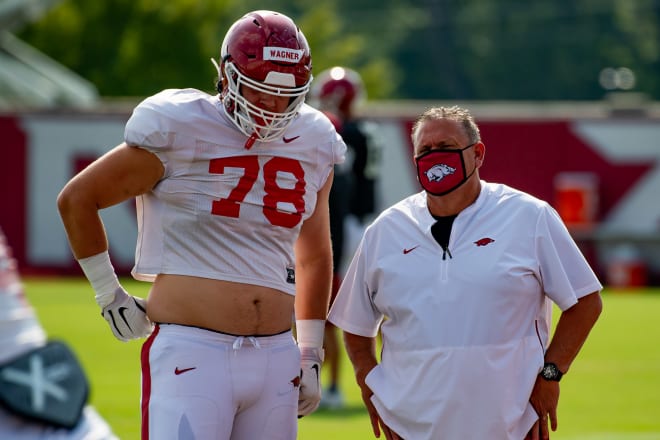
263, 47, 305, 64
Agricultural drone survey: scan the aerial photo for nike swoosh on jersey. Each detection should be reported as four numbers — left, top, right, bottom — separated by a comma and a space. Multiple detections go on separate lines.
283, 135, 300, 143
174, 367, 197, 375
403, 245, 419, 254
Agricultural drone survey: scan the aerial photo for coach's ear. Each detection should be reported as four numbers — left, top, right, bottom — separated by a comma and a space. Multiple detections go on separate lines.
474, 142, 486, 168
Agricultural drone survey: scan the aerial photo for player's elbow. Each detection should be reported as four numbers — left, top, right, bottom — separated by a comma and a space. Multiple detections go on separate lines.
57, 181, 94, 220
57, 183, 77, 217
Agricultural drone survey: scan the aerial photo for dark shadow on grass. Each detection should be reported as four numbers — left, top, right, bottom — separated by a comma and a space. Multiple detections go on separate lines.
308, 404, 367, 418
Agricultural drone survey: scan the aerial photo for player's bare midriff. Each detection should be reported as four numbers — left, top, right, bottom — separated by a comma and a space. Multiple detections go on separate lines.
146, 274, 295, 336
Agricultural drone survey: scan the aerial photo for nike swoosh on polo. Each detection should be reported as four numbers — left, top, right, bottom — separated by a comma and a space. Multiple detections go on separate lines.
283, 135, 300, 143
174, 367, 197, 375
403, 245, 419, 254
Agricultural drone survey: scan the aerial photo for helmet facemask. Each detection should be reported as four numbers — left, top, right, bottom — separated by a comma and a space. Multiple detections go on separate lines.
217, 60, 310, 143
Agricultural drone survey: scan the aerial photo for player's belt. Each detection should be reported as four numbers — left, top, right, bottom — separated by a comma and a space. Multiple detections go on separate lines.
0, 340, 89, 428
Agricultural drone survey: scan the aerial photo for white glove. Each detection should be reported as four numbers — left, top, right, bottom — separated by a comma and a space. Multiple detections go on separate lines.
100, 287, 154, 342
77, 251, 153, 342
298, 346, 324, 417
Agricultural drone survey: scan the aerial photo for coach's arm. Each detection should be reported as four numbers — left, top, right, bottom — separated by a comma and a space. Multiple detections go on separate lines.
344, 331, 402, 440
527, 291, 603, 440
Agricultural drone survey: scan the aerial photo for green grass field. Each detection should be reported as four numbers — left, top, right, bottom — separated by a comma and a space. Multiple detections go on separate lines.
23, 277, 660, 440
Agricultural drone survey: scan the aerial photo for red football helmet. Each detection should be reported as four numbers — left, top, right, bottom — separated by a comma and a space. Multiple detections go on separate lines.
214, 10, 312, 143
311, 67, 365, 117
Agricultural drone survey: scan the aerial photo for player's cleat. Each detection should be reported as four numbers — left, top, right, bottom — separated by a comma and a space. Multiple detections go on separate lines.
319, 387, 345, 410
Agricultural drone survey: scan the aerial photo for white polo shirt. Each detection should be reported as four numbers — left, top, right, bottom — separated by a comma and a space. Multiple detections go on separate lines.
328, 181, 602, 440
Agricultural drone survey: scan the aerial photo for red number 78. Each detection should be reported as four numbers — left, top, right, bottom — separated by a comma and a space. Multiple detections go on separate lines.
209, 155, 306, 228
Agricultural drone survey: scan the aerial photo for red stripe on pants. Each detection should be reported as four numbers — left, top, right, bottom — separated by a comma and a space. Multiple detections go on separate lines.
140, 324, 160, 440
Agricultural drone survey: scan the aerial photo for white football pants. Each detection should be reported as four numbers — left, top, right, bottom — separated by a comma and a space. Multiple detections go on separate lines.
141, 324, 300, 440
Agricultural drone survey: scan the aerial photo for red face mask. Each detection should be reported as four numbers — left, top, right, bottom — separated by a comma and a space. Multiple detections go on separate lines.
415, 144, 476, 196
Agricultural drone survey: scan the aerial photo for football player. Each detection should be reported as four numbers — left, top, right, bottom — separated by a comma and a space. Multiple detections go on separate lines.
311, 66, 380, 409
57, 10, 345, 440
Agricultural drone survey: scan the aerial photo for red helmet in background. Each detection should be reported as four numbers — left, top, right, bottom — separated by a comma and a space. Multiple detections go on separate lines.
311, 67, 365, 117
214, 10, 312, 142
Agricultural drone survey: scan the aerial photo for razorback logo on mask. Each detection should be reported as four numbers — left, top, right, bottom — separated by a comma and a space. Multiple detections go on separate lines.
425, 163, 456, 182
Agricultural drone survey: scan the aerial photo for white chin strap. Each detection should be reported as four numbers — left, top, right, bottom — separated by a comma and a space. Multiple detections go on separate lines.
213, 59, 310, 143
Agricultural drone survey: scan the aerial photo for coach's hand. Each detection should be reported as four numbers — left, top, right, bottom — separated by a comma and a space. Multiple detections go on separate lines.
99, 287, 153, 342
298, 346, 324, 417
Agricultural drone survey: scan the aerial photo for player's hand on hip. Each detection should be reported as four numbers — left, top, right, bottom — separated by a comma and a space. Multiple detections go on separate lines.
297, 346, 324, 417
100, 287, 153, 342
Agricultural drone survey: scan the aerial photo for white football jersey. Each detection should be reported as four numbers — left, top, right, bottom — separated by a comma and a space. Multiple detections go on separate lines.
328, 182, 602, 440
125, 89, 346, 295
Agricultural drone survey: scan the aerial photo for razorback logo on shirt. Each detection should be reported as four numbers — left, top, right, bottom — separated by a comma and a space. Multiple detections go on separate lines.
474, 237, 495, 247
263, 47, 304, 63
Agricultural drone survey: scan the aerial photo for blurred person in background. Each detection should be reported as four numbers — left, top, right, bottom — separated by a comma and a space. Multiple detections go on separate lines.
0, 226, 117, 440
57, 9, 345, 440
329, 106, 602, 439
311, 66, 380, 409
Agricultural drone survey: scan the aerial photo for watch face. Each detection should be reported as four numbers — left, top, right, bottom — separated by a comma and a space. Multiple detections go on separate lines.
542, 363, 560, 380
543, 365, 555, 377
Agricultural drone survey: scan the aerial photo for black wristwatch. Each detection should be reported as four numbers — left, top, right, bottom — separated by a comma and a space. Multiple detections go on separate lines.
539, 362, 563, 382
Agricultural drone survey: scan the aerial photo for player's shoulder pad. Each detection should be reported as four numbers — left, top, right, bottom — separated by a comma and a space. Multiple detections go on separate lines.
293, 104, 347, 167
125, 88, 214, 148
321, 110, 343, 132
297, 104, 341, 135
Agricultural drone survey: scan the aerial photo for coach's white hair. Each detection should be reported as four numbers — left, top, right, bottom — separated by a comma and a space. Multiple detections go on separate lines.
411, 106, 481, 145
